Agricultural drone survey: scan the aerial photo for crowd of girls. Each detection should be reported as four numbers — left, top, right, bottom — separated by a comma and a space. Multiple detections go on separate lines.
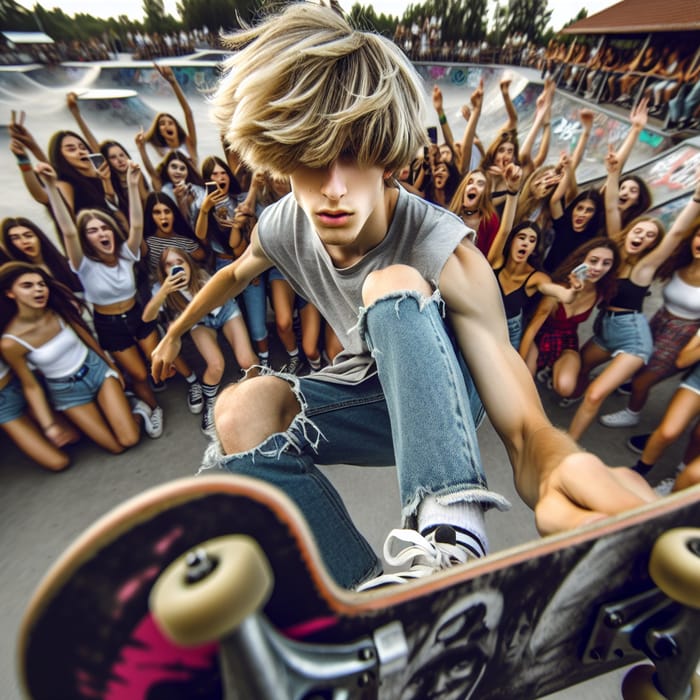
3, 67, 700, 497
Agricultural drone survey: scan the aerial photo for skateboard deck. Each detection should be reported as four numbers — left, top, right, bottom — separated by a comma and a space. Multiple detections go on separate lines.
18, 475, 700, 700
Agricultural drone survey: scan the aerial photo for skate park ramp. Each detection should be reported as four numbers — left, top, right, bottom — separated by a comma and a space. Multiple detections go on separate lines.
1, 56, 699, 225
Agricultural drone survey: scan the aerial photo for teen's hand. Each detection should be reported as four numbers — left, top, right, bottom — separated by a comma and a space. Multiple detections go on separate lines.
34, 161, 58, 182
432, 85, 444, 112
126, 160, 141, 186
66, 92, 80, 115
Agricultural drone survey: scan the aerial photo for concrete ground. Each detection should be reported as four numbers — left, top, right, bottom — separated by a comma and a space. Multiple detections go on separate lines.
3, 298, 689, 699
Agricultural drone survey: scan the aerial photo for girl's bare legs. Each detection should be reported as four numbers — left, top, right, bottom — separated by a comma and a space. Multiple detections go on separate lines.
270, 279, 297, 354
552, 349, 581, 397
2, 416, 72, 471
640, 388, 700, 466
299, 303, 322, 368
190, 326, 226, 385
628, 367, 670, 413
569, 352, 645, 441
570, 339, 612, 399
112, 343, 158, 410
96, 376, 140, 447
324, 322, 343, 363
221, 317, 257, 372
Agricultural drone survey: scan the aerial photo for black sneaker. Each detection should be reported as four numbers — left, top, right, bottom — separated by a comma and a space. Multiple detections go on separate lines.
627, 433, 650, 455
201, 402, 215, 436
282, 354, 303, 375
149, 374, 167, 393
187, 381, 204, 414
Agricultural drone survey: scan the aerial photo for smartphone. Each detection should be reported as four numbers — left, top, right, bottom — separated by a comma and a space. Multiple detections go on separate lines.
427, 126, 438, 144
170, 265, 185, 276
88, 153, 106, 170
572, 263, 589, 281
206, 181, 219, 195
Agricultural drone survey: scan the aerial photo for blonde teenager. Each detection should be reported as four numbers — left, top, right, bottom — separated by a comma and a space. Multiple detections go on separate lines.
152, 4, 656, 591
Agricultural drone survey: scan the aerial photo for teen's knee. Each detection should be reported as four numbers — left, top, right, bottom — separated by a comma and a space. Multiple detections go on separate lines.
361, 265, 432, 306
214, 375, 299, 454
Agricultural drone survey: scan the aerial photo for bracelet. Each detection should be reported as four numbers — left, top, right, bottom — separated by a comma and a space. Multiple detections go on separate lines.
543, 121, 551, 127
19, 163, 32, 172
438, 113, 447, 125
15, 154, 30, 164
507, 189, 520, 196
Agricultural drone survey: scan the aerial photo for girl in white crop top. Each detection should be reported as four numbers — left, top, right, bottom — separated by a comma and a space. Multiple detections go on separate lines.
0, 262, 141, 455
601, 219, 700, 429
39, 159, 163, 434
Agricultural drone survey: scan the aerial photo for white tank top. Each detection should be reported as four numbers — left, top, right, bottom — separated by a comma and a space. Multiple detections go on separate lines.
663, 272, 700, 320
2, 319, 88, 379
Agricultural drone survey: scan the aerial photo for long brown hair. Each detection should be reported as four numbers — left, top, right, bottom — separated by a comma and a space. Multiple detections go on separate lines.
156, 247, 209, 317
0, 261, 88, 333
551, 236, 620, 305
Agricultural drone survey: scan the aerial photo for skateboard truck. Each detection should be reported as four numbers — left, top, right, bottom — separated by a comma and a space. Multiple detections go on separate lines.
584, 529, 700, 700
217, 615, 408, 699
151, 535, 409, 699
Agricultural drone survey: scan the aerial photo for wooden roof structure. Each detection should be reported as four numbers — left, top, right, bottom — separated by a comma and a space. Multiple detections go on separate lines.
562, 0, 700, 34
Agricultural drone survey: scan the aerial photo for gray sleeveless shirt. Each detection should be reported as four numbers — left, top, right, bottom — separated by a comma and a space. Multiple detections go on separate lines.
257, 186, 473, 384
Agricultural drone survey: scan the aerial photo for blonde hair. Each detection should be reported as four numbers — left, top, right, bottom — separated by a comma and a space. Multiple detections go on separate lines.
213, 3, 428, 176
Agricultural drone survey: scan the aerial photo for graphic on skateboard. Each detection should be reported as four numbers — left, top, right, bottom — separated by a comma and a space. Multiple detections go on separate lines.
18, 475, 700, 699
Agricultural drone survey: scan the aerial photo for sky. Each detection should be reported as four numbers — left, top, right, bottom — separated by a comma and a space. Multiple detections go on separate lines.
17, 0, 622, 33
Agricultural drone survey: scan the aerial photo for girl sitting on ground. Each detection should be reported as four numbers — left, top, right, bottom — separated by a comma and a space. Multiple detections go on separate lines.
0, 262, 140, 454
41, 160, 163, 438
143, 247, 257, 434
520, 238, 619, 403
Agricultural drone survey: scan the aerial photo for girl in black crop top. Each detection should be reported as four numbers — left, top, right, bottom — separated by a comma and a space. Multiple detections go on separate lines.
488, 221, 586, 349
568, 172, 700, 441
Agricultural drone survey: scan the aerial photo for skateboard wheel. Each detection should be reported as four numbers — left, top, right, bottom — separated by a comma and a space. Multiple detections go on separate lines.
150, 535, 273, 646
622, 664, 700, 699
649, 528, 700, 609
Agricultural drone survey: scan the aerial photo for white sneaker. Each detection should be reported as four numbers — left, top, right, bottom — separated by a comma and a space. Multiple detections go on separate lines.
599, 408, 639, 428
356, 526, 473, 592
148, 406, 164, 438
131, 400, 163, 439
653, 477, 676, 496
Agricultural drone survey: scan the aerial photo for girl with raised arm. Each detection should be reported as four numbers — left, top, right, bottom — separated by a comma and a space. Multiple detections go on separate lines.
143, 63, 199, 167
567, 171, 700, 441
40, 160, 163, 438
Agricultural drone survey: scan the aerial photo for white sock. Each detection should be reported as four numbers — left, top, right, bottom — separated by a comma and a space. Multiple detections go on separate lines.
417, 495, 488, 557
308, 355, 322, 370
287, 347, 299, 358
625, 407, 640, 416
185, 372, 197, 384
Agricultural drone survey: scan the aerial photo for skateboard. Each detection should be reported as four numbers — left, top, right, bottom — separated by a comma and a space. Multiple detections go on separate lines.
18, 474, 700, 700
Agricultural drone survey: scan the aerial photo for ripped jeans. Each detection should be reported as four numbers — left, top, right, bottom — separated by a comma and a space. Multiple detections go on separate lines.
204, 292, 508, 589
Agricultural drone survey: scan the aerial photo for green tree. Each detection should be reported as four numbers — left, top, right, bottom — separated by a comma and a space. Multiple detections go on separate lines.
0, 0, 37, 31
504, 0, 552, 44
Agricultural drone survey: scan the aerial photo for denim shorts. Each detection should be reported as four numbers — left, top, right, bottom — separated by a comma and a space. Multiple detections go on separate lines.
195, 297, 241, 331
45, 349, 119, 411
93, 304, 158, 353
0, 375, 26, 424
680, 364, 700, 396
506, 311, 523, 350
593, 310, 653, 363
268, 267, 308, 311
